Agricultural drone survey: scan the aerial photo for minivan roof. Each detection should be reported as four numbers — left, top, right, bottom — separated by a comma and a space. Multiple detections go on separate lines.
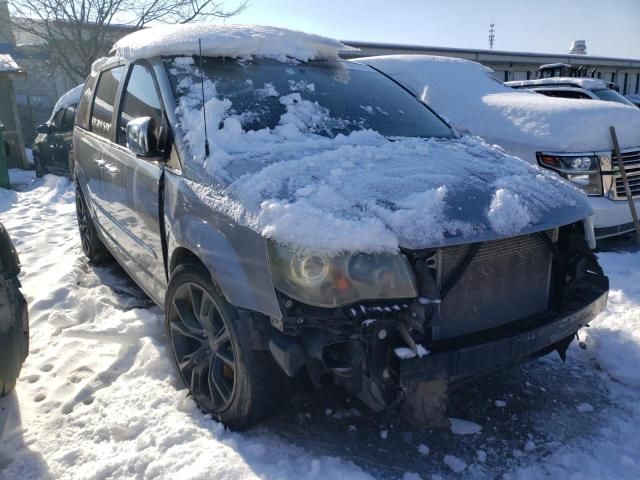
109, 24, 354, 64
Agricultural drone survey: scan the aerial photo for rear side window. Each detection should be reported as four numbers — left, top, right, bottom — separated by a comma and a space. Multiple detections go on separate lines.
90, 66, 124, 139
76, 75, 97, 130
117, 63, 164, 147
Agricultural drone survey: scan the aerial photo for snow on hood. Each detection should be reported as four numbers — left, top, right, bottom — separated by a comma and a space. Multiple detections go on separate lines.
173, 60, 590, 255
51, 84, 84, 115
359, 55, 640, 152
111, 24, 356, 63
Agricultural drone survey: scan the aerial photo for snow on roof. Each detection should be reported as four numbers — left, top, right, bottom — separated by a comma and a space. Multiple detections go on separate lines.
506, 77, 609, 90
358, 55, 640, 153
51, 84, 84, 115
111, 24, 356, 63
169, 58, 589, 254
0, 53, 21, 73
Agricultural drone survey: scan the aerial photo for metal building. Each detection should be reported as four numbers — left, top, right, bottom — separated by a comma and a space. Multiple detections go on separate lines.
342, 41, 640, 96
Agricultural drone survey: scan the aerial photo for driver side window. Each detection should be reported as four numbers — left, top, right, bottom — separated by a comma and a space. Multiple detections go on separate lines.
117, 63, 164, 150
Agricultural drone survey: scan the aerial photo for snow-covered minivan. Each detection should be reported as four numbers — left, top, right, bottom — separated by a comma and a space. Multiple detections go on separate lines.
361, 55, 640, 239
73, 25, 608, 428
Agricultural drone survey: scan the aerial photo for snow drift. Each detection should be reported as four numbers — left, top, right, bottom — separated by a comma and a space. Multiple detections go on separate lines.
358, 55, 640, 155
112, 24, 355, 63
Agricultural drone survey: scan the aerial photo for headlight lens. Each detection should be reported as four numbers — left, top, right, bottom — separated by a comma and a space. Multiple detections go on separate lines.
267, 242, 417, 308
537, 153, 602, 196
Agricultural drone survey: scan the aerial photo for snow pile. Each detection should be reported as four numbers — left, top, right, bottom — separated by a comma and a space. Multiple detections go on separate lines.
584, 251, 640, 388
358, 55, 640, 156
112, 24, 355, 63
51, 84, 84, 116
170, 59, 589, 254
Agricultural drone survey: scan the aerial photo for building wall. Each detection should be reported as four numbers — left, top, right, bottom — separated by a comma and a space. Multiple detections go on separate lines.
344, 42, 640, 95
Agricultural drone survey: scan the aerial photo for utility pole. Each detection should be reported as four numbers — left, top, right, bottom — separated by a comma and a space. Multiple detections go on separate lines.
489, 23, 495, 50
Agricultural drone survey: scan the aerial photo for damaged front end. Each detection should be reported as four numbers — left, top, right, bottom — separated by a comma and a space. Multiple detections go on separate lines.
266, 221, 608, 412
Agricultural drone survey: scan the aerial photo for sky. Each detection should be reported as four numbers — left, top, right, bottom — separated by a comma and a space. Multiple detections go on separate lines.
228, 0, 640, 59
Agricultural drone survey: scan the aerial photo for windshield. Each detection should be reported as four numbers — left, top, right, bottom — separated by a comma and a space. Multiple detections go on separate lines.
165, 57, 453, 139
592, 88, 636, 107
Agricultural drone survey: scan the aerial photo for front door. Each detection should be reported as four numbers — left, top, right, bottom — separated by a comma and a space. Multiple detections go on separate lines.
100, 61, 168, 303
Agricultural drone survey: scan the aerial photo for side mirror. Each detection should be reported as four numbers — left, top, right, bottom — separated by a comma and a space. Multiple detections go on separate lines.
36, 124, 51, 134
126, 117, 157, 157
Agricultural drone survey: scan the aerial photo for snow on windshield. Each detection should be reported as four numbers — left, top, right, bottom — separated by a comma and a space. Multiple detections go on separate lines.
360, 55, 640, 152
112, 24, 355, 63
168, 57, 589, 255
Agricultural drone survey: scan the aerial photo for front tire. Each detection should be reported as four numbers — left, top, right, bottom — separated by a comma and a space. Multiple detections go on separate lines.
165, 263, 285, 429
75, 185, 110, 264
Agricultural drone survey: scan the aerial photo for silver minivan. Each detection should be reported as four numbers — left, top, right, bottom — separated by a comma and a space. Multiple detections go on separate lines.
73, 25, 609, 429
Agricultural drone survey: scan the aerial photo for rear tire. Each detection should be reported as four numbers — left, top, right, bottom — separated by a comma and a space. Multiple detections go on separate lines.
75, 185, 110, 264
165, 262, 286, 430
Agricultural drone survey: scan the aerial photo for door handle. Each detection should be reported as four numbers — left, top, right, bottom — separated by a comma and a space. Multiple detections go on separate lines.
94, 158, 106, 169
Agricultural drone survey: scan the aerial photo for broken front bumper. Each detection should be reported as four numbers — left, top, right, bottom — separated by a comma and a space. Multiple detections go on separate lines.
399, 284, 608, 387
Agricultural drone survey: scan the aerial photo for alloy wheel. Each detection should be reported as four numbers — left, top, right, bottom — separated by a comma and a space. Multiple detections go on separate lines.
168, 282, 237, 413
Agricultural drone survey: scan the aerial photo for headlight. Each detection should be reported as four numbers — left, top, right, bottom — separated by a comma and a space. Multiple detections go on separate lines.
267, 242, 417, 308
537, 153, 602, 196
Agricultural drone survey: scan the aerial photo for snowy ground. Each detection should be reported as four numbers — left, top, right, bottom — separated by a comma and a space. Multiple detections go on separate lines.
1, 170, 640, 479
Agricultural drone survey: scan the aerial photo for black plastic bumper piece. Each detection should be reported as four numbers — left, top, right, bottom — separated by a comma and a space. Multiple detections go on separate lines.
399, 288, 608, 388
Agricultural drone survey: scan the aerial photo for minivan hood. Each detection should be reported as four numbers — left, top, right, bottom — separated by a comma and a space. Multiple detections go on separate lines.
360, 55, 640, 154
193, 131, 591, 255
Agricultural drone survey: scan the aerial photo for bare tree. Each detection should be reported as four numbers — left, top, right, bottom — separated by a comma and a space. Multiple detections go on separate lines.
8, 0, 248, 82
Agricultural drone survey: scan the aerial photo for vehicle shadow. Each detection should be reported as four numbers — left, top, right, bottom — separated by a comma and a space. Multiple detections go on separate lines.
0, 389, 50, 478
255, 349, 613, 479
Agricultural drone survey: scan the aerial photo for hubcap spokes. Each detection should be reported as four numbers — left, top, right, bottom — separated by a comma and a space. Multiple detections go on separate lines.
170, 283, 236, 412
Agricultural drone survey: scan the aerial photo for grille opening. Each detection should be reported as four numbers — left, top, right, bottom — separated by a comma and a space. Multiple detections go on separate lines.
432, 231, 555, 341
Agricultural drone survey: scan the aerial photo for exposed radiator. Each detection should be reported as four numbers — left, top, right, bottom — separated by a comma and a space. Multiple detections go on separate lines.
432, 231, 555, 341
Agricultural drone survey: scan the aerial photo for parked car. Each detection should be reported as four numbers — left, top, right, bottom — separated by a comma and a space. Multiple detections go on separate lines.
0, 222, 29, 397
506, 77, 637, 108
361, 55, 640, 239
33, 84, 84, 179
74, 25, 608, 429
